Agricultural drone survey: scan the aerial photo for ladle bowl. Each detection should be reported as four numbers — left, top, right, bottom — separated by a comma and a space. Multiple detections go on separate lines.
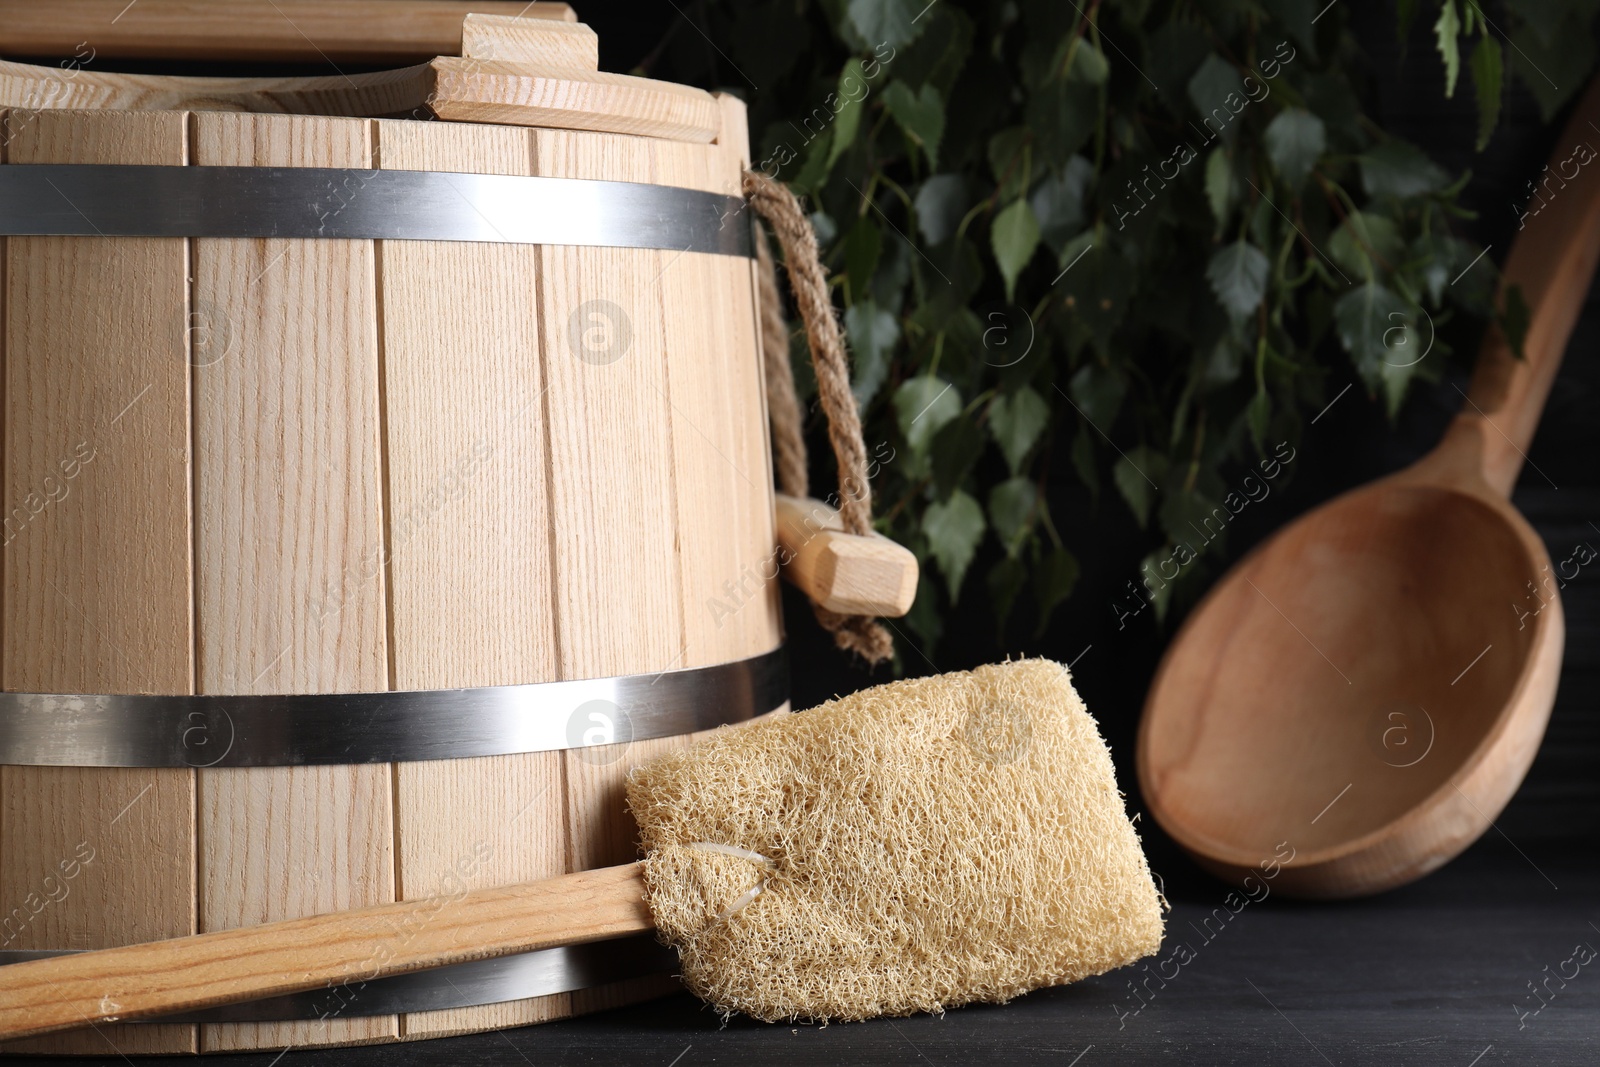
1139, 78, 1600, 898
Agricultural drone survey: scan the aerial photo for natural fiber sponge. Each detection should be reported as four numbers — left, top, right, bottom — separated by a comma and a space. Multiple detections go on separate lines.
625, 658, 1164, 1022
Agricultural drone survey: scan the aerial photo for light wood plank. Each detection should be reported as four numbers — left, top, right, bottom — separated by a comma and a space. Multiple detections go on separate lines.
431, 60, 721, 143
713, 92, 785, 653
530, 130, 685, 1015
0, 107, 196, 1057
373, 117, 572, 1039
189, 111, 395, 1052
0, 58, 434, 116
461, 14, 599, 68
660, 120, 783, 668
0, 1, 575, 63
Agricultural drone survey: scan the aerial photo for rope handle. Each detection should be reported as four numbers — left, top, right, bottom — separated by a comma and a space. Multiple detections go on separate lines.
743, 169, 895, 664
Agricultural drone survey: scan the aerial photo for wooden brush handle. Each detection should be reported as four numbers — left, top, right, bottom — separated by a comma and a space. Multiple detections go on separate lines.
776, 494, 919, 617
0, 863, 650, 1041
0, 1, 575, 64
1449, 76, 1600, 495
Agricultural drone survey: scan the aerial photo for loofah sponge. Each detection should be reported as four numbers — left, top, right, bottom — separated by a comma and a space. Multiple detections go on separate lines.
626, 658, 1165, 1023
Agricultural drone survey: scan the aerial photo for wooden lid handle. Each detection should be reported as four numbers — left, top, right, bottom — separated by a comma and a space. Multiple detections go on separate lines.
1449, 76, 1600, 495
0, 0, 575, 64
0, 864, 650, 1041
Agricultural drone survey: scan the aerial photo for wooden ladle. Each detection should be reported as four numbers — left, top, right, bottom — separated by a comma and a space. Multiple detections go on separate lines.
1138, 78, 1600, 898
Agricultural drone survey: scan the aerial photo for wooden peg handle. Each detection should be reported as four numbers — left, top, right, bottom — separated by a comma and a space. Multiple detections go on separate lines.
0, 864, 651, 1042
776, 494, 919, 617
0, 0, 575, 64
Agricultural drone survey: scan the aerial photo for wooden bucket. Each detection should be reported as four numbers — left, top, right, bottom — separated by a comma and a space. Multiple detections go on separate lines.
0, 97, 785, 1054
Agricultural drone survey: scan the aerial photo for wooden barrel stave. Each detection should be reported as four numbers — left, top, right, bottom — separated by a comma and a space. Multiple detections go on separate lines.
375, 116, 572, 1040
189, 111, 397, 1053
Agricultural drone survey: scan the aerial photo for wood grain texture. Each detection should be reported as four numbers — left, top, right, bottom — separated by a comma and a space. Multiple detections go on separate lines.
0, 0, 575, 63
373, 117, 572, 1040
775, 494, 918, 617
461, 14, 599, 68
0, 58, 434, 117
714, 92, 785, 653
0, 107, 196, 1057
529, 129, 685, 1017
0, 864, 652, 1041
431, 59, 720, 143
189, 111, 395, 1051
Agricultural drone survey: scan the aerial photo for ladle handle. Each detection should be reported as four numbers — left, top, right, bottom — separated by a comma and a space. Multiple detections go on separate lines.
1449, 76, 1600, 496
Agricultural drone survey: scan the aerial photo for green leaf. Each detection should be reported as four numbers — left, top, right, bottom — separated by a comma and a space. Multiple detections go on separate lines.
1068, 362, 1127, 429
1510, 0, 1591, 47
992, 198, 1041, 302
1071, 421, 1100, 497
914, 174, 968, 246
1468, 34, 1503, 151
890, 2, 973, 96
1329, 211, 1404, 278
1058, 243, 1136, 353
988, 477, 1038, 556
1508, 18, 1594, 121
1435, 0, 1462, 97
883, 80, 946, 167
1205, 335, 1245, 386
1137, 549, 1175, 622
1334, 282, 1419, 415
1359, 140, 1450, 199
845, 300, 900, 409
1113, 446, 1168, 527
1160, 489, 1227, 557
893, 376, 961, 453
1187, 54, 1246, 143
787, 127, 834, 195
1029, 155, 1092, 254
989, 387, 1051, 474
827, 59, 870, 168
845, 0, 928, 51
1263, 108, 1326, 188
1247, 383, 1271, 453
931, 417, 984, 499
842, 217, 882, 295
904, 573, 943, 650
1206, 241, 1270, 322
1065, 42, 1110, 85
1261, 0, 1320, 60
922, 489, 985, 599
1204, 147, 1235, 230
1034, 545, 1080, 636
988, 556, 1028, 633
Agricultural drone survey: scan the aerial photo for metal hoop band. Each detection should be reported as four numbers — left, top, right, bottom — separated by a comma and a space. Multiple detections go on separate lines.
0, 645, 787, 767
0, 936, 677, 1022
0, 165, 754, 256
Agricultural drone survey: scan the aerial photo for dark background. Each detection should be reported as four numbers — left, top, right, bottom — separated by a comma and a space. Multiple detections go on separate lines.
11, 3, 1600, 1064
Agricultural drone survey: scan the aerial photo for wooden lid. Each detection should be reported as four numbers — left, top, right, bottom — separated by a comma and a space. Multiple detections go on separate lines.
0, 2, 726, 144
